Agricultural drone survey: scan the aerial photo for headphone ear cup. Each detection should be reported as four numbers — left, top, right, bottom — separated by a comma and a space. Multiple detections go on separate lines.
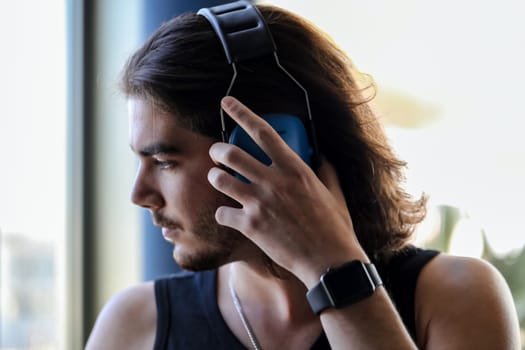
228, 114, 313, 183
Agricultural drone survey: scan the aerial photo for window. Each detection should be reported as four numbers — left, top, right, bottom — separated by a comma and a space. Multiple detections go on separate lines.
0, 1, 69, 349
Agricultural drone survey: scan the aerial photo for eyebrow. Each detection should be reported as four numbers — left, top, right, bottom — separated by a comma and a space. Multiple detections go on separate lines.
131, 142, 181, 157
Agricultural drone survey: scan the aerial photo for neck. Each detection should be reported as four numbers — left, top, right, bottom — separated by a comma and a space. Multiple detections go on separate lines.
219, 259, 317, 324
217, 257, 323, 350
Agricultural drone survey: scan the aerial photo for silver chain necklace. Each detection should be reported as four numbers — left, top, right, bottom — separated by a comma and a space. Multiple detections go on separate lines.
228, 273, 263, 350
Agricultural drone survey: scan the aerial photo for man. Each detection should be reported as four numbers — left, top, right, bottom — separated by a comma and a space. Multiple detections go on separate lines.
86, 2, 520, 349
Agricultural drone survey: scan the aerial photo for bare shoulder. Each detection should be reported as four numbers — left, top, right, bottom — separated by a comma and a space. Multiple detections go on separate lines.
85, 282, 157, 350
414, 253, 521, 349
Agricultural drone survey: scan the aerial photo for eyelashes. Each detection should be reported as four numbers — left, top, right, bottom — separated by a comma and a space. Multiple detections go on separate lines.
152, 158, 178, 170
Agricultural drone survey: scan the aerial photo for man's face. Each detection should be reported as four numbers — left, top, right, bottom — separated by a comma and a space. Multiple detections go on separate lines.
128, 98, 244, 271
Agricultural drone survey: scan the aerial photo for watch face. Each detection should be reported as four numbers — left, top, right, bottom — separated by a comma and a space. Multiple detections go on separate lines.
321, 261, 375, 306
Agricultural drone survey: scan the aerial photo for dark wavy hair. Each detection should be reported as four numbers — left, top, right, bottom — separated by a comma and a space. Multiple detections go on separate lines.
120, 4, 427, 261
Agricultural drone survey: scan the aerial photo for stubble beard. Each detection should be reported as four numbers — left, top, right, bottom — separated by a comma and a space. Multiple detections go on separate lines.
153, 195, 280, 275
175, 202, 284, 277
157, 196, 245, 271
175, 205, 243, 271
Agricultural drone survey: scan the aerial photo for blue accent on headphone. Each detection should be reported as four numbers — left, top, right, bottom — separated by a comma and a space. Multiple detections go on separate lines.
229, 114, 313, 182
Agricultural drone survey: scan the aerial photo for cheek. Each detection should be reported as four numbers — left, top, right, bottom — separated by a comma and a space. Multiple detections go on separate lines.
162, 166, 218, 211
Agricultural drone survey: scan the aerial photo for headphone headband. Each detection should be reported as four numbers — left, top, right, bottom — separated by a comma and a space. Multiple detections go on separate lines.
197, 0, 276, 63
197, 1, 320, 168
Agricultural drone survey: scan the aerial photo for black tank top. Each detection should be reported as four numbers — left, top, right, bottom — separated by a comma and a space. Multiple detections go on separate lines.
153, 246, 439, 349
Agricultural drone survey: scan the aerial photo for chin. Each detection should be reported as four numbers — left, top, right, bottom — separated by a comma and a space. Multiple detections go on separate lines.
173, 244, 233, 271
169, 214, 246, 271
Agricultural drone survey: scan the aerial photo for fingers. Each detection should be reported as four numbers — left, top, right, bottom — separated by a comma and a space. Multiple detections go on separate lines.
214, 205, 245, 231
221, 96, 295, 167
207, 166, 255, 204
209, 142, 268, 184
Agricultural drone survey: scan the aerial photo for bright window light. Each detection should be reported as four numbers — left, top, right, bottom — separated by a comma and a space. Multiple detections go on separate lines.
265, 0, 525, 256
0, 1, 67, 349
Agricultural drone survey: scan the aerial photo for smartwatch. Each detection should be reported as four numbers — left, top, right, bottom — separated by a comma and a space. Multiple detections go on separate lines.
306, 260, 383, 315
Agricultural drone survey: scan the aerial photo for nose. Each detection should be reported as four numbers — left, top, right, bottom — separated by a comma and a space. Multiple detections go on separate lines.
130, 163, 164, 210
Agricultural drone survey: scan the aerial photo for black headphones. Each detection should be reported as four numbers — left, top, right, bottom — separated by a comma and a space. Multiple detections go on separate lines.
197, 1, 320, 174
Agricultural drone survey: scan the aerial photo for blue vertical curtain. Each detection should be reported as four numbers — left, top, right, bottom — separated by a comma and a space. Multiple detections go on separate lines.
141, 0, 235, 280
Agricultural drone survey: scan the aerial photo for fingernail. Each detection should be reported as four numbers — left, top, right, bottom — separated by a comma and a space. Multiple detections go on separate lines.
221, 96, 234, 109
207, 167, 219, 183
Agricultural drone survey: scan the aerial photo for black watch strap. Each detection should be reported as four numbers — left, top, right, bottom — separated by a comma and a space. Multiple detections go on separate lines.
306, 261, 383, 315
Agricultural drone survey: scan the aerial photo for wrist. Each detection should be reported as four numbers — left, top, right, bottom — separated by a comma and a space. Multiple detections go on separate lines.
299, 248, 369, 289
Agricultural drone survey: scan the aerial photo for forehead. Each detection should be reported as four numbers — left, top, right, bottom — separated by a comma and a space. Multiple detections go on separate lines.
128, 98, 212, 152
128, 98, 170, 130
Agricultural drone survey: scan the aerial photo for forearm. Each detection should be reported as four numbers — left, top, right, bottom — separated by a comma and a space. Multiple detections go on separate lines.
320, 287, 417, 350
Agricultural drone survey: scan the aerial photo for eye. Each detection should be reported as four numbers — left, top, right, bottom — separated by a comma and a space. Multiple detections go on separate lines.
152, 158, 177, 170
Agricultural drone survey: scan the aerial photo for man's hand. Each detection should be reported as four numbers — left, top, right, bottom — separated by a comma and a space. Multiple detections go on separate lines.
207, 96, 368, 287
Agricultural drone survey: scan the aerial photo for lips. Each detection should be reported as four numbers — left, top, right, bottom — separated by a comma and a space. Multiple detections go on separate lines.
162, 227, 181, 241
